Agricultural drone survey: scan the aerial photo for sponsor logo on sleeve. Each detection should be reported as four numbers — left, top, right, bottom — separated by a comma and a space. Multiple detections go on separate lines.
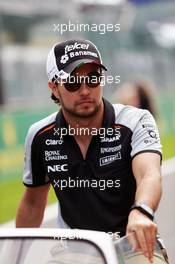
148, 130, 158, 139
144, 139, 159, 144
140, 115, 155, 129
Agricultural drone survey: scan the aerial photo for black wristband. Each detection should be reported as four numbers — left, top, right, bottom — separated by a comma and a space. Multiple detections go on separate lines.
130, 203, 154, 221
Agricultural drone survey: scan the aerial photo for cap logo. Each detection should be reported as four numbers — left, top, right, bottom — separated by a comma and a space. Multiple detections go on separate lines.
60, 54, 69, 64
60, 42, 91, 64
65, 42, 89, 53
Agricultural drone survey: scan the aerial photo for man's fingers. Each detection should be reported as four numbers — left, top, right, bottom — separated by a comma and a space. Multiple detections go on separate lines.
135, 228, 148, 257
144, 229, 154, 262
126, 231, 140, 252
144, 223, 157, 259
135, 223, 157, 263
127, 226, 148, 256
127, 210, 158, 263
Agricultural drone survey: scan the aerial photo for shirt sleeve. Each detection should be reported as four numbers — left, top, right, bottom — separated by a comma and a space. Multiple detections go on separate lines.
131, 110, 162, 159
23, 126, 50, 187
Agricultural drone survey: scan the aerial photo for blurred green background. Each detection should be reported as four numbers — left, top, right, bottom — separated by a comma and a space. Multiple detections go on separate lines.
0, 0, 175, 224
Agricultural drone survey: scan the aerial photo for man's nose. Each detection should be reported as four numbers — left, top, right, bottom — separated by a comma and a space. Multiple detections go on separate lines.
79, 81, 90, 96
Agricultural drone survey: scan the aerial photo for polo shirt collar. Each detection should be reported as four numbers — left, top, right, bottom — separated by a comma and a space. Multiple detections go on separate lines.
102, 98, 115, 128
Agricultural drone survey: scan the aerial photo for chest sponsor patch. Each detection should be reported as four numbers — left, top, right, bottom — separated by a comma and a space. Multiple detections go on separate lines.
100, 133, 121, 143
45, 139, 63, 145
99, 152, 121, 166
100, 144, 122, 154
45, 150, 68, 161
47, 164, 68, 173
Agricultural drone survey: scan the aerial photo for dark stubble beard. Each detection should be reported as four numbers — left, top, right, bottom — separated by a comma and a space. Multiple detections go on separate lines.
59, 96, 101, 119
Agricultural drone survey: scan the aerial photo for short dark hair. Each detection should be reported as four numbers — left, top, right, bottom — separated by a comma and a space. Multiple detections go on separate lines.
51, 75, 60, 104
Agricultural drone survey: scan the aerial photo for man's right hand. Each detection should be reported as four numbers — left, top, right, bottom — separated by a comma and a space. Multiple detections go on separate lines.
126, 209, 157, 263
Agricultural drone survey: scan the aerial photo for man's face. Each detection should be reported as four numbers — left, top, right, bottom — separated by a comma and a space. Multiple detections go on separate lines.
50, 63, 103, 118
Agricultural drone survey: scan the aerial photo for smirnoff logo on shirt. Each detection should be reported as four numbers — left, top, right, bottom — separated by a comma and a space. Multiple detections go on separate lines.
100, 152, 121, 166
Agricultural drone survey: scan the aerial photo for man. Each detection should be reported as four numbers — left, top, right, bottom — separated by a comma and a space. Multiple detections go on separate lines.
16, 39, 162, 262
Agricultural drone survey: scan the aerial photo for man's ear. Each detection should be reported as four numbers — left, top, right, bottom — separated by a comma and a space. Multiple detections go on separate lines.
48, 81, 58, 93
48, 81, 60, 99
48, 81, 56, 91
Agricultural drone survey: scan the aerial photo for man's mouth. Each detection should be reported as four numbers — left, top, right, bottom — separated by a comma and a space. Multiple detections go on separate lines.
76, 99, 94, 105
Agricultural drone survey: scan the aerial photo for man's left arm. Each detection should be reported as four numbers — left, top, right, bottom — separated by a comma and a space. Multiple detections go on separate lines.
127, 152, 162, 262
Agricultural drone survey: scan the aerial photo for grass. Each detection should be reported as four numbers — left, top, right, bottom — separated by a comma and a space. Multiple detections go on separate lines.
0, 132, 174, 224
160, 133, 175, 160
0, 178, 57, 224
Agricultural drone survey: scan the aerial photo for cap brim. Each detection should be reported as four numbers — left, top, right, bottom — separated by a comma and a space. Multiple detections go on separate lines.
63, 59, 107, 76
